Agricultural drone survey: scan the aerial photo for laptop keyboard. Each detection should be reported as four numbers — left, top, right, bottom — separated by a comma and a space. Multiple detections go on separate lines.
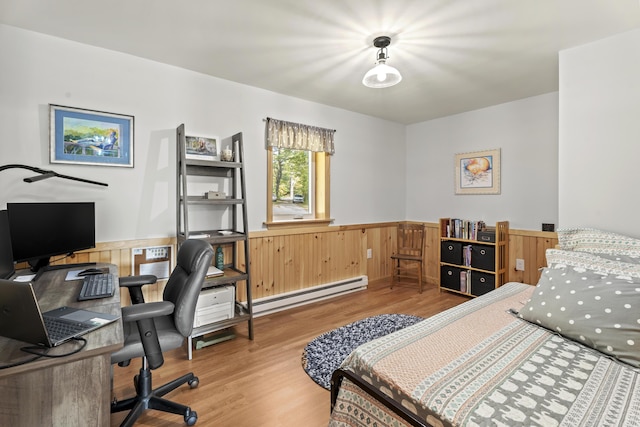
78, 273, 115, 301
43, 317, 88, 342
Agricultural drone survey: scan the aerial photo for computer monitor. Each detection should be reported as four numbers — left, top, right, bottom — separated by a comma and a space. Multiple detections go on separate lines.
7, 202, 96, 274
0, 210, 15, 280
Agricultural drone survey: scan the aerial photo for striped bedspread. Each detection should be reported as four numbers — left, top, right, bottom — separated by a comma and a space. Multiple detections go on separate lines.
329, 282, 640, 427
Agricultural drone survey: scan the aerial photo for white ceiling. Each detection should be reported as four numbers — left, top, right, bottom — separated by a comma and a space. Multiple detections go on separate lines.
1, 0, 639, 124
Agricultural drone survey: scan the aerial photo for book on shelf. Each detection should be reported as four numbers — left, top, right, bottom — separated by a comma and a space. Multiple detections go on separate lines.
463, 245, 472, 266
460, 270, 470, 293
206, 265, 224, 277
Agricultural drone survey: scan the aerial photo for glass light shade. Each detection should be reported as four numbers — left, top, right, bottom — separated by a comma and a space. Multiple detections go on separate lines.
362, 61, 402, 88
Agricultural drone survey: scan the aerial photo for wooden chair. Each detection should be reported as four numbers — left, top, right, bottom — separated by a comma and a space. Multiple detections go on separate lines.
391, 223, 425, 293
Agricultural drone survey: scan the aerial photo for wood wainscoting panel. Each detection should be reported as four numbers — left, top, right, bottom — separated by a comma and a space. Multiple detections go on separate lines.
247, 228, 367, 301
363, 224, 398, 283
424, 222, 441, 286
16, 224, 557, 306
508, 229, 558, 285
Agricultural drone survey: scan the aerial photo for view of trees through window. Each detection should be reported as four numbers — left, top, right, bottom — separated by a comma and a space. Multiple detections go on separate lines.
272, 147, 311, 216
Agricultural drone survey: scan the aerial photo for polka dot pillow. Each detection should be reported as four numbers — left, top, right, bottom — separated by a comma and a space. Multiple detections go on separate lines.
546, 249, 640, 278
557, 228, 640, 258
516, 265, 640, 368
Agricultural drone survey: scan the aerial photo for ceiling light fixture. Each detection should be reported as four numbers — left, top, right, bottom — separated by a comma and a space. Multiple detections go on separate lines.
362, 36, 402, 89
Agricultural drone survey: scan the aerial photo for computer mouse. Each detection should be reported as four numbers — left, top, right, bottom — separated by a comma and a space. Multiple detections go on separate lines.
78, 268, 102, 276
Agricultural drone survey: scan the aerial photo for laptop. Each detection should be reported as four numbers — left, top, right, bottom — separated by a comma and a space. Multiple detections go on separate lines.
0, 279, 119, 347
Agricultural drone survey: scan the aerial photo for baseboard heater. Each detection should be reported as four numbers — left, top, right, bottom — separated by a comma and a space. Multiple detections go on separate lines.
252, 275, 368, 317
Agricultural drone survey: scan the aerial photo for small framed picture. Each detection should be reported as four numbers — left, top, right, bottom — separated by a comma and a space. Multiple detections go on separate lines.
49, 104, 134, 167
455, 148, 501, 195
185, 135, 220, 161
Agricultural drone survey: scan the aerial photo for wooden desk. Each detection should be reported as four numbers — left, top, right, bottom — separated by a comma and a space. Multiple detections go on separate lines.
0, 265, 123, 426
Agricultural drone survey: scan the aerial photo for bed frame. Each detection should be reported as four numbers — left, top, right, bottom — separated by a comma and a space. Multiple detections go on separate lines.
331, 368, 430, 427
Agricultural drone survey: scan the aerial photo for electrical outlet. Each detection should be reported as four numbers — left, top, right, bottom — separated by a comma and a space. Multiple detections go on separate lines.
367, 248, 372, 259
515, 258, 525, 271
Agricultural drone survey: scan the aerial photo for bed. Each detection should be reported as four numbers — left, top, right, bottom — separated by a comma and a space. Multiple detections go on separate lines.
329, 228, 640, 427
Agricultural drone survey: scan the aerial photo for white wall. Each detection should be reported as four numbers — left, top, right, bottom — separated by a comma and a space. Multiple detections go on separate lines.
0, 25, 406, 242
10, 23, 635, 242
559, 29, 640, 236
405, 93, 559, 230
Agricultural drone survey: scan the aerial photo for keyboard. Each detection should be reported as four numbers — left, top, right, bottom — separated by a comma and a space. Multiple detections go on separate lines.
43, 317, 88, 342
78, 273, 115, 301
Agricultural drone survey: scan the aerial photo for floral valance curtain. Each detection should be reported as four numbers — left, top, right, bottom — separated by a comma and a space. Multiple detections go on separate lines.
266, 117, 335, 154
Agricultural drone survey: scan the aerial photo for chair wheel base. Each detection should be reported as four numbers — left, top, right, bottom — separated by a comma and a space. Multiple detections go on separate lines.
112, 367, 200, 427
185, 410, 197, 425
188, 376, 199, 388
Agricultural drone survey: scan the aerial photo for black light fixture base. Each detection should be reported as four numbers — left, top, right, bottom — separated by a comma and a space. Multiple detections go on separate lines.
373, 36, 391, 49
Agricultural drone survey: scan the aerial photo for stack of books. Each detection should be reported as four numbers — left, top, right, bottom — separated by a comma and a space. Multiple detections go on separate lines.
443, 219, 486, 240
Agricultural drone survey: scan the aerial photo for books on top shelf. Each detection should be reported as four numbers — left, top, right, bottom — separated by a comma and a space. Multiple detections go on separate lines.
443, 218, 486, 240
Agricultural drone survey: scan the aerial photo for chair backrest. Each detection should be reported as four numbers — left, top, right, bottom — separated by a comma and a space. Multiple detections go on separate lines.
397, 223, 425, 257
163, 239, 214, 337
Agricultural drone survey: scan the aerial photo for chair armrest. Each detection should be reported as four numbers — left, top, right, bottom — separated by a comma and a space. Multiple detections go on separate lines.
118, 275, 157, 288
121, 301, 174, 323
119, 275, 158, 305
121, 301, 174, 370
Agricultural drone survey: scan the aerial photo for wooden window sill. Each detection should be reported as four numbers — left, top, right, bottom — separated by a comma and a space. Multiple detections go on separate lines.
264, 218, 333, 230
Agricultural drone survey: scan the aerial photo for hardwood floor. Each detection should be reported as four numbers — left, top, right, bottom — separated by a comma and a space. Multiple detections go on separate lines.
110, 280, 467, 427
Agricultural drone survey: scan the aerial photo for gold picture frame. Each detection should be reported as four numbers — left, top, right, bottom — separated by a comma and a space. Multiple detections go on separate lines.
455, 148, 501, 195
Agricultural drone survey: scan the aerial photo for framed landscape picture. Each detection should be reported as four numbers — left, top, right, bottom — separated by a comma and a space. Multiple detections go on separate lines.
49, 104, 134, 167
455, 148, 501, 195
185, 135, 220, 161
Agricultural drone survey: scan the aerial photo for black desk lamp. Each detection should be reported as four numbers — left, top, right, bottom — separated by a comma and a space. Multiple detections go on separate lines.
0, 164, 108, 187
1, 164, 107, 278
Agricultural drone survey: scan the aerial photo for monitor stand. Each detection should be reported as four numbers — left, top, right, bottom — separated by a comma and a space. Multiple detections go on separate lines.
30, 258, 96, 281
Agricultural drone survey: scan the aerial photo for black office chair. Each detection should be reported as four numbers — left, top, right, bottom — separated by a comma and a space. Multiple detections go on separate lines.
111, 239, 214, 427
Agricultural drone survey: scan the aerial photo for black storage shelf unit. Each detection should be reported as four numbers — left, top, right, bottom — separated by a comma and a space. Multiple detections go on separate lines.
438, 218, 508, 298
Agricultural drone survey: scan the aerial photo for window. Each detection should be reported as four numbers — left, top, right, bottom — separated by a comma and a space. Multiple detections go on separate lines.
272, 147, 312, 218
266, 147, 330, 227
264, 117, 334, 229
